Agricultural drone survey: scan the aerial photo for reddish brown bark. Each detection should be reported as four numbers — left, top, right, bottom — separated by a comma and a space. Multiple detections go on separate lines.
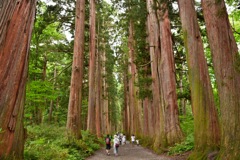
102, 48, 110, 134
146, 0, 160, 138
87, 0, 97, 134
202, 0, 240, 159
67, 0, 85, 138
0, 0, 37, 158
123, 67, 130, 135
178, 0, 220, 157
128, 19, 137, 134
143, 98, 149, 135
95, 21, 101, 137
157, 4, 183, 148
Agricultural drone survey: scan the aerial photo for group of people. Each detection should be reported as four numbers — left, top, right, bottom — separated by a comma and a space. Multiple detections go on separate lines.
105, 133, 138, 156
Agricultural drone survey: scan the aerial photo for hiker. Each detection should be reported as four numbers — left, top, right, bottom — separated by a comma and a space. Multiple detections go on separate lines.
136, 139, 139, 146
122, 134, 126, 145
113, 134, 120, 156
131, 134, 135, 145
105, 134, 111, 155
118, 133, 122, 145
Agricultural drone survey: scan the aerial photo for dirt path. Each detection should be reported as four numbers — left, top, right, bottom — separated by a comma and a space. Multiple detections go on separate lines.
86, 142, 187, 160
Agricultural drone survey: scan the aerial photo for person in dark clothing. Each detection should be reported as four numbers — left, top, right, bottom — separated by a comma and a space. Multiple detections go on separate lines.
105, 134, 111, 155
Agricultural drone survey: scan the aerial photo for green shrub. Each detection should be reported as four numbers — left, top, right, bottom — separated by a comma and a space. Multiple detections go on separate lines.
24, 124, 101, 160
168, 115, 194, 155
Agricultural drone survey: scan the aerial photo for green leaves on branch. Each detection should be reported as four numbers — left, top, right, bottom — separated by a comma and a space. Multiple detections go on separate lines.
26, 80, 59, 104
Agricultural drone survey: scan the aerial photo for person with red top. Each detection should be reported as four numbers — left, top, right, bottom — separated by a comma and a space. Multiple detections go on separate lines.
105, 134, 111, 155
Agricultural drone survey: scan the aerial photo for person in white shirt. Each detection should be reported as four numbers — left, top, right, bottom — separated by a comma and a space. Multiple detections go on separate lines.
136, 139, 139, 146
131, 134, 135, 146
122, 134, 126, 145
113, 135, 120, 156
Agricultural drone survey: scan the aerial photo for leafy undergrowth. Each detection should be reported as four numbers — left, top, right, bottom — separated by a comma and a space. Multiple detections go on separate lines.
24, 124, 102, 160
168, 115, 194, 155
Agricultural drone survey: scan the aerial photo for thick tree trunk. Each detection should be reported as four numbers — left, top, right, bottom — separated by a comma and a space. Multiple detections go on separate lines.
0, 0, 37, 158
148, 101, 155, 137
102, 49, 110, 134
202, 0, 240, 159
95, 22, 101, 137
123, 68, 130, 135
178, 0, 220, 158
67, 0, 85, 139
87, 0, 97, 134
128, 19, 136, 134
146, 0, 160, 139
158, 4, 183, 147
136, 88, 143, 136
95, 59, 101, 137
123, 64, 131, 136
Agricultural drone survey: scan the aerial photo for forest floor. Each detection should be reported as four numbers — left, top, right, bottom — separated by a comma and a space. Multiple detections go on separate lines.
86, 142, 189, 160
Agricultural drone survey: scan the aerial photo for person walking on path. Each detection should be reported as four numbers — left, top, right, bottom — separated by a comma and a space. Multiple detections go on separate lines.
105, 134, 111, 155
122, 134, 126, 145
131, 134, 135, 146
113, 134, 120, 156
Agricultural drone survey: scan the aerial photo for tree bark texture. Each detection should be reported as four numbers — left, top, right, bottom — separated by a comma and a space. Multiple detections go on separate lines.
158, 4, 183, 147
95, 22, 101, 137
123, 67, 130, 135
102, 48, 110, 134
178, 0, 220, 157
67, 0, 85, 139
128, 19, 137, 135
0, 0, 37, 158
146, 0, 160, 138
202, 0, 240, 159
87, 0, 97, 134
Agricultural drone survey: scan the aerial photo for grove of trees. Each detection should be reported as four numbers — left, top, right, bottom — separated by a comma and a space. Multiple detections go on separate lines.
0, 0, 239, 159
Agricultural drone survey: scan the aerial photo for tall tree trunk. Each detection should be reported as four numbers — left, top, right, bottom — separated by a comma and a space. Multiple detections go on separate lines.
136, 84, 142, 136
95, 19, 101, 137
87, 0, 97, 134
146, 0, 160, 139
102, 48, 110, 134
128, 19, 137, 134
143, 98, 149, 135
202, 0, 240, 159
147, 0, 164, 150
178, 0, 220, 158
67, 0, 85, 139
0, 0, 37, 158
123, 67, 130, 135
123, 61, 131, 136
157, 3, 183, 147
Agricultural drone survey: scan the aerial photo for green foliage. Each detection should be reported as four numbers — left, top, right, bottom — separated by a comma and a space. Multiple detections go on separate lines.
24, 125, 101, 160
177, 86, 191, 100
26, 80, 59, 104
168, 115, 194, 155
27, 0, 74, 125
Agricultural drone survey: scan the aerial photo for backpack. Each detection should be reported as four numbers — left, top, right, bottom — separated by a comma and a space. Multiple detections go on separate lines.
106, 137, 110, 144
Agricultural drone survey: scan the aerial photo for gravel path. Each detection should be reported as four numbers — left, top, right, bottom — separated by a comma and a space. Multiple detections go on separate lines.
86, 142, 187, 160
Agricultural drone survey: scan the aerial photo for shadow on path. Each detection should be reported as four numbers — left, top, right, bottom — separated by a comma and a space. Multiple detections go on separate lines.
86, 142, 186, 160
